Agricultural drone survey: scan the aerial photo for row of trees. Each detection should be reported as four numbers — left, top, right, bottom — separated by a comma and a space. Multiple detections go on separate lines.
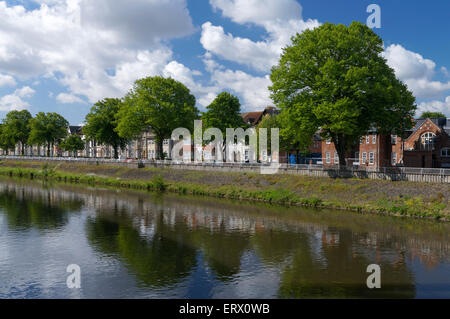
0, 79, 247, 159
78, 22, 421, 166
0, 110, 80, 157
1, 22, 423, 166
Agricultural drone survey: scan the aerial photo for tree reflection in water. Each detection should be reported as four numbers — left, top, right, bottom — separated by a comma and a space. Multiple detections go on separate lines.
0, 179, 448, 298
0, 183, 83, 231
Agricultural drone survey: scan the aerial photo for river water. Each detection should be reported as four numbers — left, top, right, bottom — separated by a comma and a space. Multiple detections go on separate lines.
0, 177, 449, 299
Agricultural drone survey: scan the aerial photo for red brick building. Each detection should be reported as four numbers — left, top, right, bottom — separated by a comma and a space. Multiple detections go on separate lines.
321, 117, 450, 168
402, 118, 450, 168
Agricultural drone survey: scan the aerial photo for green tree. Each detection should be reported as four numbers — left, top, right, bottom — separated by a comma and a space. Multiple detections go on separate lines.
270, 22, 416, 167
0, 124, 15, 155
419, 111, 446, 119
202, 92, 247, 160
202, 92, 247, 136
60, 135, 85, 157
28, 112, 69, 157
256, 113, 298, 153
116, 76, 199, 159
2, 110, 33, 155
83, 98, 128, 159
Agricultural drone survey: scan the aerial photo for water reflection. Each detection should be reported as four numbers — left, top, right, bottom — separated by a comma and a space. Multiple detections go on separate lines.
0, 178, 449, 299
0, 183, 83, 231
86, 205, 197, 288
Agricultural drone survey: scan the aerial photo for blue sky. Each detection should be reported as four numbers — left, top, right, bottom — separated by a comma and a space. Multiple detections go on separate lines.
0, 0, 449, 125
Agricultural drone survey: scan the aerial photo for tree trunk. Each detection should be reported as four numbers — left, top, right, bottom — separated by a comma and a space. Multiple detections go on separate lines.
157, 138, 164, 160
47, 143, 51, 157
113, 145, 119, 159
333, 134, 348, 169
21, 143, 25, 156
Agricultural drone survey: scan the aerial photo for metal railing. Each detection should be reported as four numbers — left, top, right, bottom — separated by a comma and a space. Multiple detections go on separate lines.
1, 155, 450, 176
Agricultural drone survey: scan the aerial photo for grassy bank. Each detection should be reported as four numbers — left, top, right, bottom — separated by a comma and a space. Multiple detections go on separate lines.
0, 160, 448, 221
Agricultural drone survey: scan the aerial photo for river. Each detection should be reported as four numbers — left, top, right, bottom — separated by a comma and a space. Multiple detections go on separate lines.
0, 177, 449, 299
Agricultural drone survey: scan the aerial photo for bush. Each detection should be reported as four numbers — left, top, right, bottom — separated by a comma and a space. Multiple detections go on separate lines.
152, 175, 166, 192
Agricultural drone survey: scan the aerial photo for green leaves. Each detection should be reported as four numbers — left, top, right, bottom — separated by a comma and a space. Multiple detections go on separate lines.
28, 112, 69, 153
1, 110, 33, 155
83, 98, 128, 158
60, 135, 85, 154
270, 21, 417, 165
116, 76, 199, 159
202, 92, 246, 135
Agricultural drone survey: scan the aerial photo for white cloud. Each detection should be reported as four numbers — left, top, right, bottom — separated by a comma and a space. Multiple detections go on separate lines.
15, 86, 35, 98
163, 60, 219, 108
0, 86, 36, 111
80, 0, 195, 47
56, 92, 86, 104
384, 44, 450, 99
418, 97, 450, 117
210, 0, 302, 26
0, 73, 16, 87
211, 68, 272, 111
0, 0, 196, 103
202, 0, 320, 72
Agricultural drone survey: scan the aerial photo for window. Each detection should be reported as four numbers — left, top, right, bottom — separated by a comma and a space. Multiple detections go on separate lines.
421, 132, 436, 150
392, 152, 397, 165
362, 152, 367, 164
163, 139, 170, 145
360, 137, 364, 144
441, 148, 450, 158
334, 152, 339, 164
326, 152, 331, 164
326, 139, 331, 145
372, 134, 377, 144
369, 152, 375, 165
366, 136, 370, 144
391, 135, 397, 145
355, 152, 360, 162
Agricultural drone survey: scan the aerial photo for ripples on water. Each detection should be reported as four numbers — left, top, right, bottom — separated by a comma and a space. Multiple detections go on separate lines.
0, 177, 449, 299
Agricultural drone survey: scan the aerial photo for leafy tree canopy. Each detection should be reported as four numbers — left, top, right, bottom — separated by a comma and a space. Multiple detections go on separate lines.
28, 112, 69, 157
116, 76, 199, 159
419, 112, 446, 119
2, 110, 33, 155
83, 98, 128, 159
270, 22, 416, 166
60, 134, 85, 155
202, 92, 247, 135
0, 124, 16, 154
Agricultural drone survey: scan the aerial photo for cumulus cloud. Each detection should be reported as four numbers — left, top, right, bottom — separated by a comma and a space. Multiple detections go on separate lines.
210, 0, 302, 26
418, 97, 450, 117
0, 0, 197, 104
0, 73, 16, 87
0, 86, 35, 111
211, 68, 272, 110
202, 0, 320, 72
384, 44, 450, 99
56, 92, 86, 104
80, 0, 195, 47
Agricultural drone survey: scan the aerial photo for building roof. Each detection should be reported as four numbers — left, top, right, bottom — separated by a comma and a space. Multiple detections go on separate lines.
410, 118, 449, 135
241, 111, 264, 126
241, 106, 280, 127
69, 126, 83, 135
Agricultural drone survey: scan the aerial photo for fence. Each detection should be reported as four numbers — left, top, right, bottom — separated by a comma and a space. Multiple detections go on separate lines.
1, 156, 449, 183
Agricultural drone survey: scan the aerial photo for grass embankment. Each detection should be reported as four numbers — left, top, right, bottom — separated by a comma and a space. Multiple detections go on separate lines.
0, 160, 448, 221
